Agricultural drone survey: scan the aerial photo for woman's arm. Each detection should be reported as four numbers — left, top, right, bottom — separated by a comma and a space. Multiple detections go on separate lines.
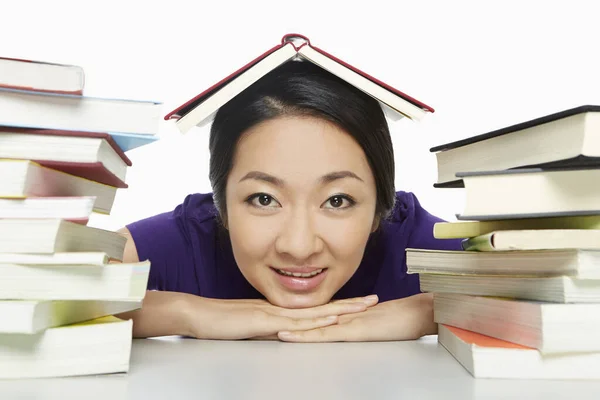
114, 227, 375, 339
114, 227, 194, 338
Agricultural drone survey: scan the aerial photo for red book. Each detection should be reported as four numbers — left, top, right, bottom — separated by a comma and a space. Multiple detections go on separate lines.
165, 33, 434, 133
0, 127, 132, 188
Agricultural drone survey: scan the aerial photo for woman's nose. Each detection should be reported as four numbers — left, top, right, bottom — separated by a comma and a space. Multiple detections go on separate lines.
274, 211, 323, 261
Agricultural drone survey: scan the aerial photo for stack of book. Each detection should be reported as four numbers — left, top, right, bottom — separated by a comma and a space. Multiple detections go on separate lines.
0, 57, 160, 378
407, 105, 600, 379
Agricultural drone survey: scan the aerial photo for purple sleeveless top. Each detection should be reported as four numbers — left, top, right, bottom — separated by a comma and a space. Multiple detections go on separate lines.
126, 191, 463, 302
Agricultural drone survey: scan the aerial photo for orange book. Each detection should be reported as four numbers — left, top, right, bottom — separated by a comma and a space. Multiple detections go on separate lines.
438, 324, 600, 380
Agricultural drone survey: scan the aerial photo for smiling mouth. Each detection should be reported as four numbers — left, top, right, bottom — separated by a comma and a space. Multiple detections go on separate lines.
271, 267, 326, 278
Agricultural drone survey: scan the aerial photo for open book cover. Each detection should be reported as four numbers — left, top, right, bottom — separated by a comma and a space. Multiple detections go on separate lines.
165, 33, 435, 132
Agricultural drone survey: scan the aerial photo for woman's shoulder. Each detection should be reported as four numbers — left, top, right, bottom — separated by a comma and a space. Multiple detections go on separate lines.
126, 192, 219, 243
382, 190, 463, 251
125, 192, 220, 293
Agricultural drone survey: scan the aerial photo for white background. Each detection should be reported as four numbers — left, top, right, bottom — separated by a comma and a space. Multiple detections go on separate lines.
3, 0, 600, 231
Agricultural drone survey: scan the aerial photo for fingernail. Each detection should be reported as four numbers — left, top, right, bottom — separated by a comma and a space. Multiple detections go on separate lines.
364, 295, 378, 301
324, 315, 337, 322
279, 331, 292, 336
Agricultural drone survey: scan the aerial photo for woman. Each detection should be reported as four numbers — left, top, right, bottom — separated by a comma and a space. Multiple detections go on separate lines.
117, 61, 463, 342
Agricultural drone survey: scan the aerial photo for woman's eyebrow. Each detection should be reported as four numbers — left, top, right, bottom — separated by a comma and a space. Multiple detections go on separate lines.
239, 171, 285, 187
319, 171, 364, 185
239, 170, 363, 187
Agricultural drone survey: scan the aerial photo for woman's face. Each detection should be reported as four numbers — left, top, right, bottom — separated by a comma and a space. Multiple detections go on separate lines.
225, 116, 378, 308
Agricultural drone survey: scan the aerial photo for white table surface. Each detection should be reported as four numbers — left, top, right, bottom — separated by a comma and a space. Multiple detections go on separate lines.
2, 335, 600, 400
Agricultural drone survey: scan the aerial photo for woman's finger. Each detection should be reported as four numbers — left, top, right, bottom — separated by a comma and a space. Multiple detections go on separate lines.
267, 314, 339, 333
331, 295, 378, 305
277, 301, 366, 319
277, 323, 360, 342
276, 295, 378, 319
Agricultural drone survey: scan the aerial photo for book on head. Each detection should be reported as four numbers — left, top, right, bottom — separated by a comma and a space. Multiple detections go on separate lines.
165, 33, 434, 133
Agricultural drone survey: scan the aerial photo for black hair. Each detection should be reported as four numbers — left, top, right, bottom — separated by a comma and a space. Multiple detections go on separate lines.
209, 61, 395, 228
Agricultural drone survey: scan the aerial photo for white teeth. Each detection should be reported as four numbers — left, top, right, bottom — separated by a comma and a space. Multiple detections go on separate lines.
275, 268, 324, 278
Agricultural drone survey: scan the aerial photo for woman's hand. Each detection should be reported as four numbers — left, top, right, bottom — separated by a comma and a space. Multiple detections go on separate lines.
276, 293, 436, 342
183, 295, 380, 340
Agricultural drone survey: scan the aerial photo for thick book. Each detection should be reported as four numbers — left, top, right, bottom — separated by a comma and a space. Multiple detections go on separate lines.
0, 299, 141, 334
0, 219, 127, 261
0, 87, 161, 135
0, 316, 133, 379
430, 105, 600, 187
419, 274, 600, 303
433, 215, 600, 239
0, 127, 131, 187
434, 293, 600, 354
406, 248, 600, 279
456, 167, 600, 220
0, 251, 109, 265
165, 33, 434, 133
0, 57, 84, 95
0, 261, 150, 301
0, 159, 117, 214
0, 197, 95, 223
438, 324, 600, 380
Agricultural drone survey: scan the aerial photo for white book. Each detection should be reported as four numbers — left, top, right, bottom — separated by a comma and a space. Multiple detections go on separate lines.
438, 324, 600, 380
430, 105, 600, 187
406, 248, 600, 279
0, 160, 116, 214
0, 87, 161, 135
0, 251, 108, 265
0, 316, 133, 379
0, 197, 95, 222
0, 130, 128, 183
0, 219, 127, 260
0, 299, 140, 334
434, 293, 600, 354
419, 274, 600, 303
0, 57, 84, 94
456, 167, 600, 220
0, 261, 150, 301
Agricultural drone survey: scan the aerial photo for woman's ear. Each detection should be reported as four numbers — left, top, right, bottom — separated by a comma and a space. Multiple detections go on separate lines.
371, 215, 380, 233
219, 213, 229, 230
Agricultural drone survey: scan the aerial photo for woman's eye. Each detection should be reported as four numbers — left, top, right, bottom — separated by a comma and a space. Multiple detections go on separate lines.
323, 195, 355, 209
247, 193, 280, 208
